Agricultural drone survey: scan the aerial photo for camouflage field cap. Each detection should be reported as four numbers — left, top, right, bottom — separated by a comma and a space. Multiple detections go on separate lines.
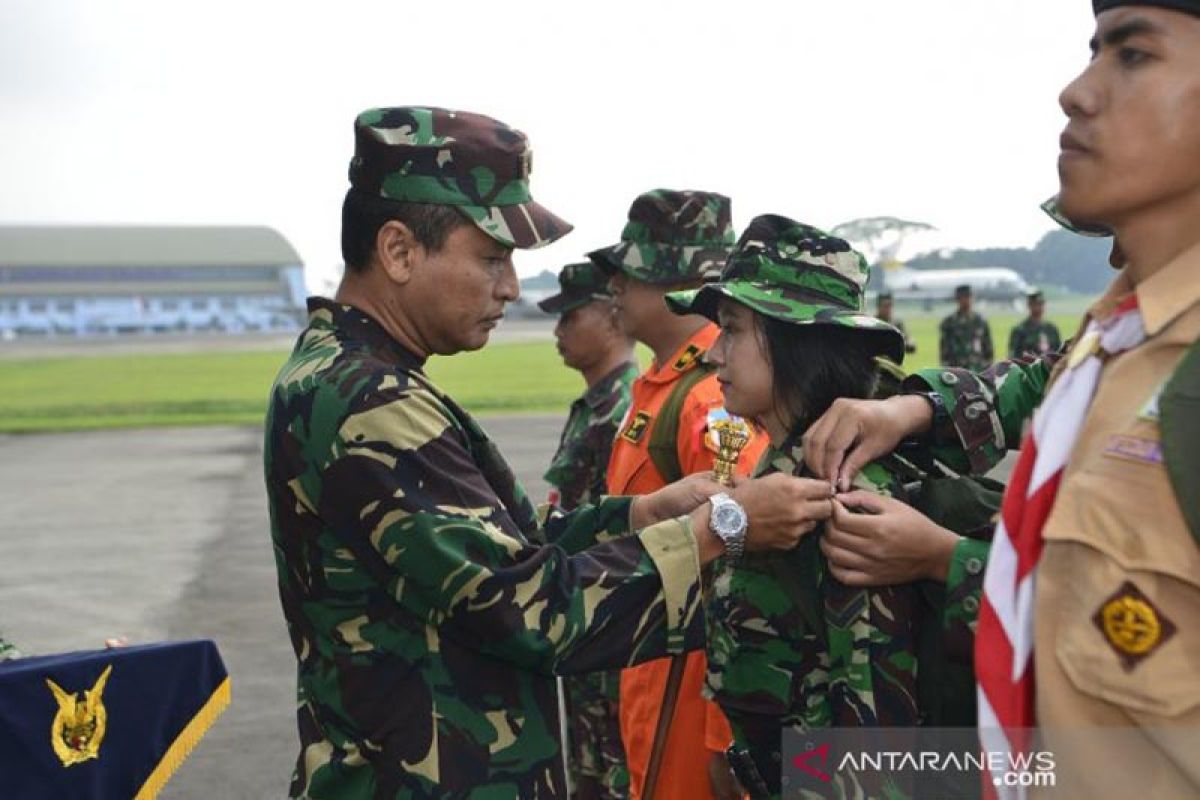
349, 107, 572, 249
665, 214, 905, 362
537, 261, 613, 314
587, 189, 735, 285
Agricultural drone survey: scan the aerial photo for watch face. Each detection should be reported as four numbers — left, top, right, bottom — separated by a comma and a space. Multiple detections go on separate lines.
715, 504, 743, 532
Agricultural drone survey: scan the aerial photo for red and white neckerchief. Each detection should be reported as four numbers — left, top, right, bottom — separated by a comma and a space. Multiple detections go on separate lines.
976, 295, 1144, 799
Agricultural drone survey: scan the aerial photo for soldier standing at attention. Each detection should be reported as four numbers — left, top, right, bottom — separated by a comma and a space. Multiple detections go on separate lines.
939, 284, 994, 369
1008, 288, 1062, 358
804, 3, 1200, 793
590, 190, 768, 800
538, 260, 639, 799
263, 108, 829, 800
876, 290, 917, 354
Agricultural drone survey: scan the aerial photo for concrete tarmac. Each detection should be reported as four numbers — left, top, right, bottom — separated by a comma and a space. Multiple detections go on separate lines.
0, 417, 562, 800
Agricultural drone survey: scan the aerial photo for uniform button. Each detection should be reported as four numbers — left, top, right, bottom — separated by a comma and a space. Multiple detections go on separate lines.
963, 596, 980, 614
941, 371, 959, 386
965, 557, 984, 575
965, 402, 986, 420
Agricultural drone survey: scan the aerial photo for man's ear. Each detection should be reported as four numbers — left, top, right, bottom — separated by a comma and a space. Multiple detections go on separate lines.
375, 220, 421, 285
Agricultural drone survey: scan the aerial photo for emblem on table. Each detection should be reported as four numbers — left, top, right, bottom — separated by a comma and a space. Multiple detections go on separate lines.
711, 416, 751, 486
46, 664, 112, 766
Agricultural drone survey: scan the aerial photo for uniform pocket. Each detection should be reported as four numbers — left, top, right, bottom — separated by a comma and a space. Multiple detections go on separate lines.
1053, 541, 1200, 719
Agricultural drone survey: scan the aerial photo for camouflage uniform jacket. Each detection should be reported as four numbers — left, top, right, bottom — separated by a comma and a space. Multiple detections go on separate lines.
1008, 317, 1062, 359
704, 443, 989, 798
543, 360, 639, 511
264, 299, 705, 800
939, 310, 994, 370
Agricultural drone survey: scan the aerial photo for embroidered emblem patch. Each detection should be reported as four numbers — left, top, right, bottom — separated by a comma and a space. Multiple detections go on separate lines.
1103, 434, 1163, 466
46, 664, 113, 766
1092, 582, 1176, 671
621, 411, 652, 444
672, 344, 703, 372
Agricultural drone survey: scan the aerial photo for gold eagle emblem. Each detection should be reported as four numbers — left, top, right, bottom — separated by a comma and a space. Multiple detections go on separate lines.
46, 664, 113, 766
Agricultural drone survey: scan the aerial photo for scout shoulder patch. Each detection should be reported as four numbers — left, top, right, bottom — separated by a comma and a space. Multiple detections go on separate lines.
1091, 581, 1176, 671
621, 411, 652, 444
46, 665, 112, 766
672, 344, 704, 372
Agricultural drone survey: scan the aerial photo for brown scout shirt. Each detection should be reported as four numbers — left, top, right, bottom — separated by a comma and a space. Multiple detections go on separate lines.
1033, 240, 1200, 799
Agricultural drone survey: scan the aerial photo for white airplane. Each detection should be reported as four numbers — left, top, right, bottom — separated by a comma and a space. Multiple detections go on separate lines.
878, 260, 1032, 305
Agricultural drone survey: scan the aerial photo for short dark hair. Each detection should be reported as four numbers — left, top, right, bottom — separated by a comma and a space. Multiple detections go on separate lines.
340, 189, 468, 272
758, 316, 880, 437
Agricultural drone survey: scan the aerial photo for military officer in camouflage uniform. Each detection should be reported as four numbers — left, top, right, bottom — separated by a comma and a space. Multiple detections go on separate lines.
876, 291, 916, 354
1008, 288, 1062, 358
538, 261, 638, 799
939, 284, 994, 370
263, 106, 830, 800
666, 215, 987, 799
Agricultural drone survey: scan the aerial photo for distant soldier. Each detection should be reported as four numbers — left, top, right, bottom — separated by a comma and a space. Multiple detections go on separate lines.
939, 283, 993, 369
1008, 288, 1062, 358
538, 261, 638, 799
876, 290, 916, 355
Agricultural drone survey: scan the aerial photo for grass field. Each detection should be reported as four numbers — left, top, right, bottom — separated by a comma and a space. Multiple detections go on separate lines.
0, 312, 1077, 433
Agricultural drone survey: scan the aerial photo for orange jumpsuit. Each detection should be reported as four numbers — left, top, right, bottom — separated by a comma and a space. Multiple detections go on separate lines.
606, 324, 767, 799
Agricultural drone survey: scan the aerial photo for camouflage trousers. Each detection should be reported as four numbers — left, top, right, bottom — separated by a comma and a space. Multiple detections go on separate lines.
563, 670, 629, 799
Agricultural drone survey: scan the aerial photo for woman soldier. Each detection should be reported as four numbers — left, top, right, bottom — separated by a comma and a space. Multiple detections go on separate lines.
665, 215, 991, 799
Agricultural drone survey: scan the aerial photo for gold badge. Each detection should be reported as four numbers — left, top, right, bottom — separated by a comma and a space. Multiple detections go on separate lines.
1092, 582, 1176, 671
1067, 330, 1101, 370
46, 665, 113, 766
621, 411, 651, 444
672, 344, 703, 372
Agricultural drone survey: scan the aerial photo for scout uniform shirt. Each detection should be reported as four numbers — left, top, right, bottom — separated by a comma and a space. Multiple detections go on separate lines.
604, 324, 767, 800
915, 245, 1200, 799
264, 300, 707, 800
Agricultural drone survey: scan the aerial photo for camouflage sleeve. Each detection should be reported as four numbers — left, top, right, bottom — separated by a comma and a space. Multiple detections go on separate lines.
941, 538, 990, 663
982, 320, 994, 363
318, 387, 704, 677
1007, 325, 1021, 360
903, 354, 1059, 474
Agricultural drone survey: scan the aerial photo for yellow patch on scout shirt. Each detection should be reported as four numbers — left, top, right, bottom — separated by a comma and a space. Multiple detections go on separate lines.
1092, 581, 1177, 671
672, 344, 703, 372
621, 411, 652, 444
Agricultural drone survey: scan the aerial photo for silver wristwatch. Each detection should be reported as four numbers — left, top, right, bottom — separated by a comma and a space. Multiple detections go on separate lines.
709, 492, 748, 562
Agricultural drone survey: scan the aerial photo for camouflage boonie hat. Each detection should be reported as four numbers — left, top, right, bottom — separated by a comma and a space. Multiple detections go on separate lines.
588, 189, 735, 285
1040, 195, 1112, 237
349, 107, 572, 249
665, 214, 905, 362
537, 261, 613, 314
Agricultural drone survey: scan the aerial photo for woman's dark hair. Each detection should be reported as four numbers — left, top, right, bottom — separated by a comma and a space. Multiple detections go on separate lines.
340, 189, 467, 272
758, 315, 880, 437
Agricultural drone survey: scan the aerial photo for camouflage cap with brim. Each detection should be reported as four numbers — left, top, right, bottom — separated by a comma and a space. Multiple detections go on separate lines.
665, 214, 906, 363
350, 107, 572, 250
588, 189, 735, 285
537, 261, 613, 314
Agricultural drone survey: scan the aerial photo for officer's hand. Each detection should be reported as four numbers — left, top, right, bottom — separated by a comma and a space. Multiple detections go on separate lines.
736, 473, 833, 552
822, 491, 961, 585
632, 472, 723, 529
802, 395, 933, 492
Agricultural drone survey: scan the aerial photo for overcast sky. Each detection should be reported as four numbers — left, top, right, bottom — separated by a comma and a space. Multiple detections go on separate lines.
1, 0, 1098, 289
